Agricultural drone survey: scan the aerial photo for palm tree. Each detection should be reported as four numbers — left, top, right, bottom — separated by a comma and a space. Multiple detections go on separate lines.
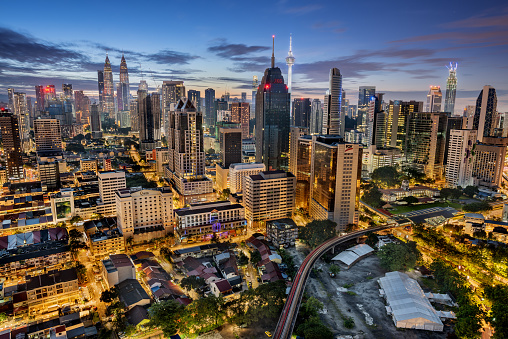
126, 236, 134, 251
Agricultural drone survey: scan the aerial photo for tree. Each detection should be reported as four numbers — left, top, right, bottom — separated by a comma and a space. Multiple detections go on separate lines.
361, 185, 383, 208
75, 262, 87, 283
70, 216, 83, 225
249, 250, 262, 265
126, 236, 134, 249
454, 302, 484, 339
69, 229, 82, 240
463, 185, 479, 198
377, 241, 420, 271
148, 300, 186, 337
365, 232, 379, 248
0, 313, 7, 322
206, 148, 215, 154
91, 213, 103, 220
402, 196, 419, 205
298, 219, 337, 249
184, 295, 226, 332
296, 316, 333, 339
220, 188, 231, 200
100, 287, 119, 303
371, 166, 400, 188
484, 285, 508, 339
463, 201, 492, 212
329, 264, 340, 276
180, 276, 205, 292
237, 251, 249, 266
402, 166, 426, 182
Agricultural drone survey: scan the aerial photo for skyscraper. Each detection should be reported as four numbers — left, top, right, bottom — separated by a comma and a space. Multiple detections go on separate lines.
219, 127, 242, 168
117, 54, 130, 111
103, 55, 115, 118
34, 119, 63, 155
12, 92, 30, 153
204, 88, 216, 127
241, 92, 247, 102
425, 86, 442, 112
310, 99, 322, 134
162, 81, 185, 107
138, 90, 161, 149
35, 85, 45, 112
62, 84, 73, 99
473, 85, 498, 142
97, 70, 104, 112
90, 104, 102, 139
386, 100, 424, 149
7, 88, 15, 112
230, 102, 250, 139
445, 129, 476, 188
358, 86, 376, 108
322, 68, 343, 136
285, 34, 295, 94
187, 90, 201, 112
0, 109, 24, 179
444, 63, 458, 114
251, 76, 258, 119
255, 36, 291, 171
292, 98, 311, 128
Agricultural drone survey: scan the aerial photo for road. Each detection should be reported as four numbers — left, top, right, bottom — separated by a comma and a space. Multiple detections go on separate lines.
273, 225, 393, 339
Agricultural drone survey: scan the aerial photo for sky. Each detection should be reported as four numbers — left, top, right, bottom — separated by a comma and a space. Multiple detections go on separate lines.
1, 0, 508, 113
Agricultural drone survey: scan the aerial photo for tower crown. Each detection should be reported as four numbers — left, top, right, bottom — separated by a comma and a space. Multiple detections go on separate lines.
286, 34, 295, 66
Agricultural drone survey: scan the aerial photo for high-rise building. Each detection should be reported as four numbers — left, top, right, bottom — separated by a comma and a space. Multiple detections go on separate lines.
162, 81, 185, 109
62, 84, 73, 99
255, 37, 291, 171
187, 90, 201, 112
289, 126, 309, 176
445, 129, 476, 188
74, 90, 86, 113
34, 119, 63, 155
229, 163, 265, 194
220, 127, 242, 168
204, 88, 216, 128
386, 100, 424, 150
230, 102, 250, 139
251, 76, 258, 119
129, 100, 138, 133
138, 90, 159, 149
103, 55, 115, 118
286, 34, 295, 94
90, 104, 102, 139
97, 70, 104, 112
292, 98, 311, 128
43, 85, 56, 103
307, 135, 362, 231
364, 94, 384, 148
7, 88, 15, 112
98, 170, 126, 216
444, 63, 458, 114
405, 112, 448, 180
35, 85, 45, 112
310, 99, 322, 134
472, 137, 508, 190
294, 135, 312, 211
241, 92, 247, 102
322, 68, 343, 136
473, 85, 498, 142
166, 99, 214, 206
12, 92, 30, 152
244, 170, 296, 228
117, 54, 130, 111
426, 86, 442, 112
0, 109, 24, 179
358, 86, 376, 108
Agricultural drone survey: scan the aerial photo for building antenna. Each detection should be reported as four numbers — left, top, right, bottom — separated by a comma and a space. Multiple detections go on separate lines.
271, 35, 275, 68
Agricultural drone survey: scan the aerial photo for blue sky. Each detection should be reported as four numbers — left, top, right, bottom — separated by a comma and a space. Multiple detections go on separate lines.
1, 0, 507, 112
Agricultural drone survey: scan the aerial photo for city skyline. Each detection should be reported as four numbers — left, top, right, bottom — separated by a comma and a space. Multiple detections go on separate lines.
0, 0, 507, 112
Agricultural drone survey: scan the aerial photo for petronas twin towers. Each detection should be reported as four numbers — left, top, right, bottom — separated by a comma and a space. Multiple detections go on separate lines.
98, 53, 130, 118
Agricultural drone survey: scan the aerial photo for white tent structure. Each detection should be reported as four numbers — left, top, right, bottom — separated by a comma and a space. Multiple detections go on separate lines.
378, 271, 445, 332
331, 244, 374, 269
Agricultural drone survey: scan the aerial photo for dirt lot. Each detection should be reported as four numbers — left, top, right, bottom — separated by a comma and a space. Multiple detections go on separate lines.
286, 243, 451, 339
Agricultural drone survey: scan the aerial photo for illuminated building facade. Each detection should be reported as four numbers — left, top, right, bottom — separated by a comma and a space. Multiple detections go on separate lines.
444, 63, 457, 114
103, 55, 115, 118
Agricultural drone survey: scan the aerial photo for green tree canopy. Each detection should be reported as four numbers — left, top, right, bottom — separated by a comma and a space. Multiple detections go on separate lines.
402, 196, 419, 205
484, 285, 508, 338
463, 201, 492, 212
148, 300, 186, 337
361, 185, 383, 208
463, 185, 479, 198
377, 241, 420, 271
249, 250, 262, 265
298, 220, 337, 249
371, 166, 400, 188
180, 276, 205, 292
440, 187, 463, 201
365, 232, 379, 248
100, 287, 119, 303
329, 264, 340, 276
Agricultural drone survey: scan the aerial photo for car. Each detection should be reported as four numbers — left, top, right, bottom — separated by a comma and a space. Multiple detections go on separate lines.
265, 331, 272, 337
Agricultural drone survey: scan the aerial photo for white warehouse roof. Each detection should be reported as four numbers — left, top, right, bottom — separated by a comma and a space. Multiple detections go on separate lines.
378, 271, 444, 332
331, 244, 374, 266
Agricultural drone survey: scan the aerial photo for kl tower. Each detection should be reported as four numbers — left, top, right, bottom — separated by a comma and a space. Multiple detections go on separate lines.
285, 34, 295, 93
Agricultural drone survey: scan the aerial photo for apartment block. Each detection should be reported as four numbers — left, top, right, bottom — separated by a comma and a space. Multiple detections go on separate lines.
229, 163, 265, 194
266, 218, 298, 248
98, 171, 126, 216
472, 137, 508, 190
445, 129, 477, 188
101, 254, 136, 288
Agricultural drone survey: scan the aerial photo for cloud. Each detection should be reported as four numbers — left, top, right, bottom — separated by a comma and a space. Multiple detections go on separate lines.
312, 21, 347, 34
285, 4, 322, 14
145, 50, 200, 65
208, 40, 269, 58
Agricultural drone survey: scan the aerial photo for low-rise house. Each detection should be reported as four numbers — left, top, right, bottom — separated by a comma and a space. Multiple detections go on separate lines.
102, 254, 135, 288
117, 279, 151, 309
210, 279, 232, 298
266, 218, 298, 248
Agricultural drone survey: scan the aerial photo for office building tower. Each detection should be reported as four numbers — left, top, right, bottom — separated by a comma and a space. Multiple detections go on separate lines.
62, 84, 73, 99
220, 127, 242, 168
229, 163, 266, 194
445, 129, 476, 188
187, 90, 201, 112
306, 135, 362, 231
443, 116, 467, 164
405, 112, 448, 180
255, 37, 291, 171
386, 100, 424, 149
162, 81, 185, 108
204, 88, 216, 128
310, 99, 322, 134
473, 85, 498, 142
0, 109, 24, 179
286, 34, 295, 94
130, 100, 138, 132
444, 63, 458, 114
74, 90, 86, 112
292, 98, 311, 128
289, 126, 309, 176
26, 97, 33, 127
166, 99, 214, 205
138, 80, 148, 92
43, 85, 56, 103
103, 55, 115, 118
251, 76, 258, 119
35, 85, 45, 112
358, 86, 376, 108
244, 170, 296, 228
472, 137, 508, 190
294, 135, 312, 211
98, 170, 126, 215
12, 92, 30, 153
116, 187, 173, 242
117, 54, 130, 111
426, 86, 442, 112
90, 104, 102, 139
241, 92, 247, 102
230, 102, 250, 139
364, 93, 384, 147
7, 88, 15, 112
97, 70, 104, 112
322, 68, 343, 136
34, 119, 63, 155
138, 90, 161, 149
